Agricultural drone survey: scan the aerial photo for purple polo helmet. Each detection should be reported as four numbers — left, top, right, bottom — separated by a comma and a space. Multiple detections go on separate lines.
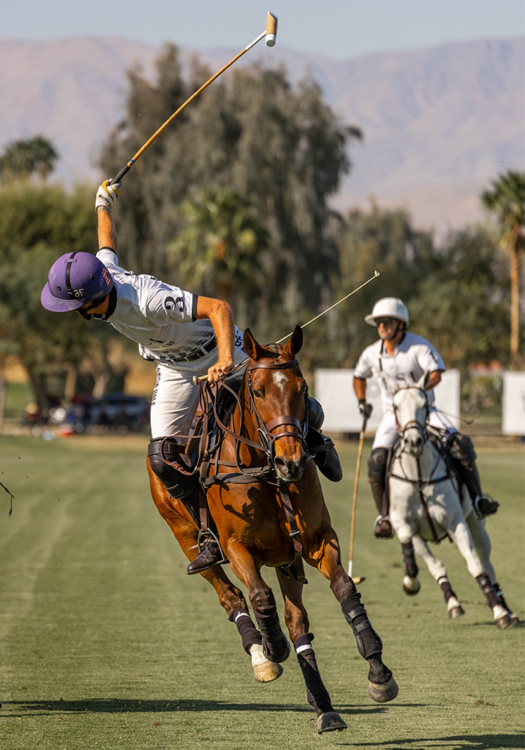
41, 252, 113, 312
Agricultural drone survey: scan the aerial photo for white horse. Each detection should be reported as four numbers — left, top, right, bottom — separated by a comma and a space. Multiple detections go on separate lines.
386, 372, 515, 630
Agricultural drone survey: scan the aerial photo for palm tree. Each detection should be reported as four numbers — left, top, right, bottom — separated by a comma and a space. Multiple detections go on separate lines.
481, 171, 525, 370
169, 189, 269, 326
0, 136, 58, 181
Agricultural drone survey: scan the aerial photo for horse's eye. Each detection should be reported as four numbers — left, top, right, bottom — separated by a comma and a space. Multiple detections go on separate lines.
301, 384, 308, 395
253, 389, 263, 399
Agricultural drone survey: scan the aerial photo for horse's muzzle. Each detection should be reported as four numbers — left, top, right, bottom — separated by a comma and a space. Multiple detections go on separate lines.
404, 434, 424, 457
274, 451, 308, 483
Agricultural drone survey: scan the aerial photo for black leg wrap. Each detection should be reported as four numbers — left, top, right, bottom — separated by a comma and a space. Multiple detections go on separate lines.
401, 542, 418, 578
230, 608, 262, 654
341, 593, 383, 660
476, 574, 500, 609
254, 608, 290, 664
294, 633, 333, 717
438, 577, 455, 603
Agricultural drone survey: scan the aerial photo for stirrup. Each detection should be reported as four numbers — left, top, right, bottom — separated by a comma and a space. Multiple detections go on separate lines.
186, 529, 228, 575
474, 494, 499, 519
373, 515, 394, 539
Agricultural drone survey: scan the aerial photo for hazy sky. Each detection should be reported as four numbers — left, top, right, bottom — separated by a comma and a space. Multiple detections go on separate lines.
1, 0, 523, 59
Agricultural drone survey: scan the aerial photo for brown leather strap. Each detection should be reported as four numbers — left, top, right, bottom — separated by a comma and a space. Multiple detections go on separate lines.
265, 415, 302, 433
249, 359, 299, 371
279, 484, 307, 584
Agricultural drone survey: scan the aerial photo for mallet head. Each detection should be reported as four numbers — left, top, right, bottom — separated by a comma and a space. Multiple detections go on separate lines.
265, 11, 278, 47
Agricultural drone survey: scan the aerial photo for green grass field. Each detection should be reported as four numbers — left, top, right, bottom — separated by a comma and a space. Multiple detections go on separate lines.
0, 435, 523, 750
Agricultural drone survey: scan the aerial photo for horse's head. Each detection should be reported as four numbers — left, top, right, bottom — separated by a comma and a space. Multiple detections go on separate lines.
389, 372, 430, 457
243, 325, 308, 483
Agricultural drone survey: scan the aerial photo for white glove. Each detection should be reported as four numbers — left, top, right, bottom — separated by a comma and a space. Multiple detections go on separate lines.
95, 180, 121, 212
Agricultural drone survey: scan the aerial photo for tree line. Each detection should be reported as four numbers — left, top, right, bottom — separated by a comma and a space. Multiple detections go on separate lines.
0, 44, 523, 420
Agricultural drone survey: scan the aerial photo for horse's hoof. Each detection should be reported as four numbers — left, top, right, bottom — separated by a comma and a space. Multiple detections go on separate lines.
496, 614, 512, 630
368, 675, 399, 703
510, 613, 520, 624
251, 644, 284, 683
316, 711, 348, 734
403, 575, 420, 596
448, 605, 465, 620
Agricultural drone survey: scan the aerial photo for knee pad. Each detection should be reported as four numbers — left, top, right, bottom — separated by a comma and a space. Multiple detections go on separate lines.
368, 448, 388, 483
148, 438, 198, 501
308, 397, 325, 431
447, 433, 477, 467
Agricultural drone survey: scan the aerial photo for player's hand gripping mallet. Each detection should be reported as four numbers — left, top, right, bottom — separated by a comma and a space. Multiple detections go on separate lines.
110, 12, 278, 185
348, 412, 370, 585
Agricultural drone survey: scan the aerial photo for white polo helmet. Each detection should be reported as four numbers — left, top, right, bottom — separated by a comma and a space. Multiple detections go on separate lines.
365, 297, 409, 327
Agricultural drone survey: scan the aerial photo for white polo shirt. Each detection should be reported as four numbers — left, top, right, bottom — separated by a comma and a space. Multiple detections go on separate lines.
95, 248, 216, 367
354, 332, 445, 415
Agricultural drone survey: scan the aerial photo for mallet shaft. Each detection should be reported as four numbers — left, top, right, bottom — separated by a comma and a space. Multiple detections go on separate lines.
348, 416, 368, 577
111, 22, 274, 185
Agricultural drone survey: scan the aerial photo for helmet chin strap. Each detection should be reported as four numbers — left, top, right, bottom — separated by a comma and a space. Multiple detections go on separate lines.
77, 297, 106, 320
385, 320, 403, 341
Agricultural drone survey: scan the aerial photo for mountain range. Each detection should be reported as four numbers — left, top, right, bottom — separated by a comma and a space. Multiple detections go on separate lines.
0, 35, 523, 231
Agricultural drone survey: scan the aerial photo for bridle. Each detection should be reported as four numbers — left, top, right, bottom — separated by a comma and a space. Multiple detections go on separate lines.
393, 386, 429, 450
246, 358, 309, 467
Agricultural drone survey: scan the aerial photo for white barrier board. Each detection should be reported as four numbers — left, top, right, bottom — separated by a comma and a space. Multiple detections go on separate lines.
502, 372, 525, 435
315, 369, 460, 432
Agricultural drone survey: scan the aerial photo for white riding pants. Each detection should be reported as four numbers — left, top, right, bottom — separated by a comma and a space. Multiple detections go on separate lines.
150, 328, 247, 440
372, 408, 456, 450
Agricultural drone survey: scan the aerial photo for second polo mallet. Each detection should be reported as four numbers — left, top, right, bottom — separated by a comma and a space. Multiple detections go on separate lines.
348, 412, 369, 585
110, 12, 278, 185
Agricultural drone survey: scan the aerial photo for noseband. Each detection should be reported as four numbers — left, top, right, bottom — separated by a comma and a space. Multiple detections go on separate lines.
247, 359, 308, 462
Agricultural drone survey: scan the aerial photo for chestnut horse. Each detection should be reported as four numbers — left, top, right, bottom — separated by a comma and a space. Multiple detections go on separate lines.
148, 327, 398, 734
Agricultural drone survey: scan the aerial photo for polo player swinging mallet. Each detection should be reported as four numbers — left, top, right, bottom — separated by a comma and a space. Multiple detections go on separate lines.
41, 11, 343, 575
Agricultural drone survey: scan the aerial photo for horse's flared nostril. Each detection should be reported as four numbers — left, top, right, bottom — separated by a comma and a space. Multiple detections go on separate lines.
275, 454, 307, 482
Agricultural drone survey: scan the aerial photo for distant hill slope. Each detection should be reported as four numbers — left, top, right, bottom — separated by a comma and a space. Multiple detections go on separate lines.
0, 35, 523, 230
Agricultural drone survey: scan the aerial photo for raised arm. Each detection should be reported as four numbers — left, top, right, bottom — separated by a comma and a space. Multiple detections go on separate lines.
97, 208, 118, 254
95, 179, 120, 254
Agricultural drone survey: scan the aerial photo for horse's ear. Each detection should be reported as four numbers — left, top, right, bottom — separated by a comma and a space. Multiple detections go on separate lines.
243, 328, 266, 362
416, 371, 431, 390
283, 325, 303, 357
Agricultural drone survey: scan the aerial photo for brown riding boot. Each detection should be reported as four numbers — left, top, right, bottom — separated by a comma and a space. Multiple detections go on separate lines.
187, 537, 224, 575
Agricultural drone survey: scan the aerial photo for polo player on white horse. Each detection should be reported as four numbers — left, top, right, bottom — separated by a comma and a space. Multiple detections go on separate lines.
352, 297, 499, 540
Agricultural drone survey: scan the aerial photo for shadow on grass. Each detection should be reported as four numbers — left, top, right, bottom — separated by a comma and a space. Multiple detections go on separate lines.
336, 734, 525, 749
1, 698, 395, 717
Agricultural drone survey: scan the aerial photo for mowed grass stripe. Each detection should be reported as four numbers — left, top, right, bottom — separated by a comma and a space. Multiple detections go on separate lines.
0, 436, 523, 749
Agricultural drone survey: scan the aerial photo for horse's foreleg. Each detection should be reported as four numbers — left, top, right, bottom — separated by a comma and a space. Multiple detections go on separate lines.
401, 541, 421, 595
275, 569, 347, 734
149, 469, 280, 679
227, 541, 290, 664
308, 528, 398, 703
447, 518, 511, 629
411, 536, 464, 619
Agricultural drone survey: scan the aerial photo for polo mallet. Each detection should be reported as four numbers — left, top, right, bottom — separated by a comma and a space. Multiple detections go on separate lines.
110, 12, 278, 186
348, 412, 369, 585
